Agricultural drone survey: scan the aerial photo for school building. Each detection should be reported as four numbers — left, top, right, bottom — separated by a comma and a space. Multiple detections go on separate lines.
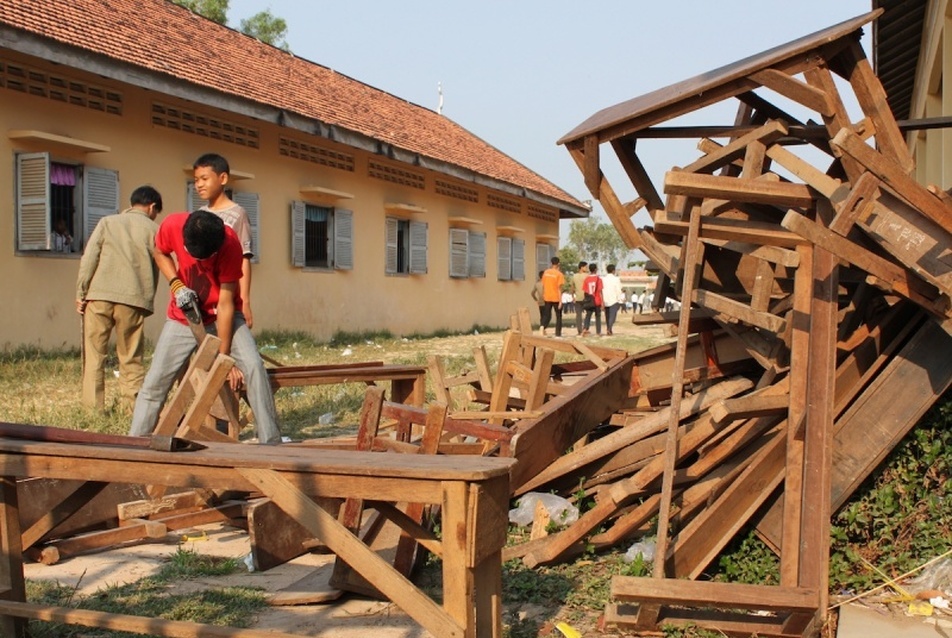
0, 0, 588, 348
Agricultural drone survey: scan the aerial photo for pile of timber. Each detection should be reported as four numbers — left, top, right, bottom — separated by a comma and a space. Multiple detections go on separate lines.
547, 8, 952, 637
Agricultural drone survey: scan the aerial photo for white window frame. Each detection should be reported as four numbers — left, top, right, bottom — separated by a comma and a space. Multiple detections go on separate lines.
386, 217, 428, 275
291, 200, 353, 270
15, 152, 118, 254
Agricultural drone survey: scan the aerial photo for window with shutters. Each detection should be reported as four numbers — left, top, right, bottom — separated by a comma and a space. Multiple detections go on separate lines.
449, 228, 486, 279
497, 237, 526, 281
290, 201, 353, 270
536, 242, 555, 275
386, 217, 427, 275
14, 152, 118, 254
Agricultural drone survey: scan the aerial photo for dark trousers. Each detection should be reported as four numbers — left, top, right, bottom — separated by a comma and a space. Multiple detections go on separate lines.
541, 301, 562, 336
583, 307, 602, 334
574, 302, 584, 334
605, 303, 620, 333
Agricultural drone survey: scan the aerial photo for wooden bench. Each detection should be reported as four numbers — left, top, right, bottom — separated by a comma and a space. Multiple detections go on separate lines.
0, 434, 513, 638
267, 361, 427, 406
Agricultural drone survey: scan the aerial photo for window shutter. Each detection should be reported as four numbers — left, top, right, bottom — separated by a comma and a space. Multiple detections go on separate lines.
291, 200, 306, 267
468, 231, 486, 278
83, 166, 119, 245
186, 181, 197, 212
16, 152, 51, 251
334, 209, 353, 270
385, 217, 398, 274
449, 228, 469, 278
409, 220, 428, 274
536, 243, 551, 275
232, 191, 260, 264
512, 238, 526, 281
497, 237, 512, 281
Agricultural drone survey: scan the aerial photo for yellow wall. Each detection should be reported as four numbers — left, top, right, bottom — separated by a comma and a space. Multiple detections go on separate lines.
909, 2, 952, 188
0, 50, 562, 348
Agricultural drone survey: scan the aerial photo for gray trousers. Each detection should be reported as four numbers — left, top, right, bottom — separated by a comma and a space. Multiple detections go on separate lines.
130, 314, 282, 444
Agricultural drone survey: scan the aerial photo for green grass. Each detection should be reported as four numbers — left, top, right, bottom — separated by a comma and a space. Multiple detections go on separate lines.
26, 548, 264, 637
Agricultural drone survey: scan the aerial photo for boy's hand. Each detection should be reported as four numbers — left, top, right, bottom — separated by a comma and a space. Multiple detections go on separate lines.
227, 366, 244, 391
243, 303, 254, 330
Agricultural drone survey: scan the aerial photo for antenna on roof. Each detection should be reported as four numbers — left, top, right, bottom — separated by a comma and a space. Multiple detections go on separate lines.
437, 82, 444, 115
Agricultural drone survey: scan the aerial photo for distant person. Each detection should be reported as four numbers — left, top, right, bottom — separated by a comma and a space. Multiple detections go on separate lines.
531, 270, 545, 324
540, 256, 565, 337
130, 210, 281, 444
193, 153, 257, 329
582, 263, 604, 336
602, 264, 624, 335
76, 186, 162, 412
561, 289, 575, 316
572, 261, 588, 335
51, 218, 73, 253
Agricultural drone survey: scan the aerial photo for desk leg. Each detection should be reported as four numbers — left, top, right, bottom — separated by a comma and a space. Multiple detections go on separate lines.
0, 476, 26, 637
442, 478, 507, 638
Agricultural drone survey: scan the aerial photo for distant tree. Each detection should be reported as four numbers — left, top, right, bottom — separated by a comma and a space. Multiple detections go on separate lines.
557, 245, 580, 273
239, 10, 289, 50
173, 0, 229, 25
566, 217, 630, 268
172, 1, 289, 51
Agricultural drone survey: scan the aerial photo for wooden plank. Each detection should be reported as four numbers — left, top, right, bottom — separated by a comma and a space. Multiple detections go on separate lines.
835, 39, 915, 174
664, 171, 816, 208
239, 468, 465, 638
803, 63, 864, 182
329, 386, 385, 592
764, 143, 844, 199
680, 120, 788, 175
393, 402, 447, 576
472, 346, 494, 392
611, 139, 665, 213
781, 210, 944, 313
508, 355, 635, 490
153, 336, 221, 437
692, 289, 786, 333
41, 518, 168, 562
0, 476, 25, 638
654, 209, 805, 248
654, 206, 703, 578
750, 258, 776, 313
830, 170, 880, 235
428, 355, 453, 408
515, 376, 752, 495
709, 393, 788, 426
248, 498, 319, 572
612, 576, 818, 612
0, 600, 306, 638
831, 128, 952, 236
698, 237, 800, 268
583, 134, 600, 194
568, 146, 643, 248
20, 481, 107, 549
487, 331, 520, 425
524, 349, 555, 411
750, 68, 833, 116
797, 239, 837, 620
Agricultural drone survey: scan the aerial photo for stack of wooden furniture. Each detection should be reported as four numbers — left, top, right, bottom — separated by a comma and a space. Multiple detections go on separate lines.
546, 8, 952, 636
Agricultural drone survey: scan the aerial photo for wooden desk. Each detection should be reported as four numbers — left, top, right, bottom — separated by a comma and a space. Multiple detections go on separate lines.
0, 437, 513, 638
268, 362, 428, 406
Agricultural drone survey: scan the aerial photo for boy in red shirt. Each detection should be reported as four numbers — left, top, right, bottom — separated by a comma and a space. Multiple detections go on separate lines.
129, 210, 281, 444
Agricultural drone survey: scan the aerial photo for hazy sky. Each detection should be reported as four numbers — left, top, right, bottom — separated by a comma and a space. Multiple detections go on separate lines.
228, 1, 874, 239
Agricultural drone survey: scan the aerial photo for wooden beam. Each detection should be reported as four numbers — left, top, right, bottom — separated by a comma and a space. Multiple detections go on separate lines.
611, 138, 665, 213
680, 120, 788, 175
750, 68, 833, 116
568, 147, 644, 248
665, 171, 817, 208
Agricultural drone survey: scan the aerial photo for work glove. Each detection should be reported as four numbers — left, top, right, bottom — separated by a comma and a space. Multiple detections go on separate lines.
170, 277, 202, 323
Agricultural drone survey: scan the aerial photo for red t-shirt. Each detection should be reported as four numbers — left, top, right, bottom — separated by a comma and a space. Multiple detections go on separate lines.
583, 274, 604, 307
156, 212, 243, 325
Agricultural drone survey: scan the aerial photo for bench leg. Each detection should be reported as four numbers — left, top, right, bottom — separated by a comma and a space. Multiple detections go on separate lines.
0, 476, 26, 637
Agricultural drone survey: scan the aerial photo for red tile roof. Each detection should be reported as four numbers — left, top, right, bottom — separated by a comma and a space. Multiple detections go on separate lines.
0, 0, 585, 212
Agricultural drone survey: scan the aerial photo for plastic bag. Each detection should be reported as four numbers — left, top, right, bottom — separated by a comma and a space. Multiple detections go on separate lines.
508, 492, 579, 527
905, 558, 952, 595
623, 539, 656, 563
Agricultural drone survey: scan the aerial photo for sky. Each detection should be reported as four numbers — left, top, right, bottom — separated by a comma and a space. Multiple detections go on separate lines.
228, 1, 874, 245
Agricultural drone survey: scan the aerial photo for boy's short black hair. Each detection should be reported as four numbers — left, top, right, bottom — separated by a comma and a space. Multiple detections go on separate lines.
550, 256, 560, 266
184, 210, 225, 259
130, 185, 162, 212
193, 153, 230, 175
607, 264, 616, 274
578, 261, 587, 269
589, 263, 598, 273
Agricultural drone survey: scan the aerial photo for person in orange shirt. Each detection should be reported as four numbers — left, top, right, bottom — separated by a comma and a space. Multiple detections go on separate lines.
540, 256, 565, 336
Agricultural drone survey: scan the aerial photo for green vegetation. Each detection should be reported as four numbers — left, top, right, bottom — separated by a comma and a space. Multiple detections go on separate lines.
27, 548, 263, 637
